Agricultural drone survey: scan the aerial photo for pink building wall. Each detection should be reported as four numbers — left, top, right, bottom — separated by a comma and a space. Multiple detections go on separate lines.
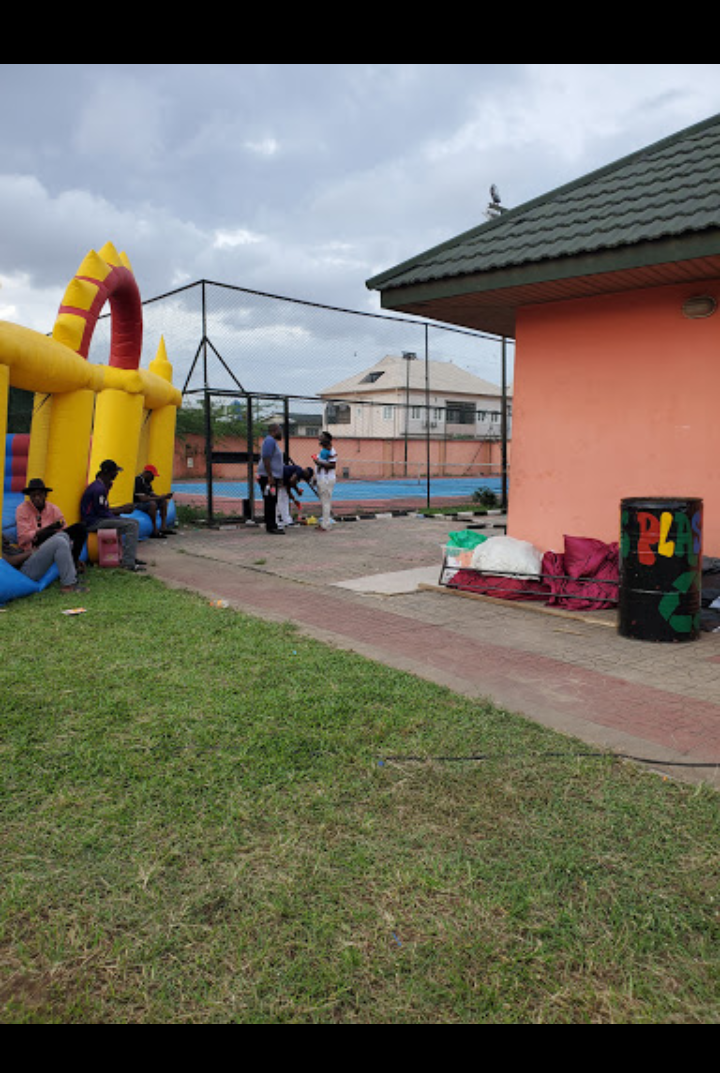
322, 436, 504, 481
175, 434, 505, 482
508, 281, 720, 556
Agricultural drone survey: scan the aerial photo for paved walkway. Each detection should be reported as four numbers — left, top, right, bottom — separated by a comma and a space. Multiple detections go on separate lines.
144, 513, 720, 788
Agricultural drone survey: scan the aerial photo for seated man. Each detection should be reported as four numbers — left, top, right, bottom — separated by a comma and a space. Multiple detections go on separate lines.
133, 464, 174, 539
2, 531, 86, 594
16, 477, 87, 571
80, 459, 145, 572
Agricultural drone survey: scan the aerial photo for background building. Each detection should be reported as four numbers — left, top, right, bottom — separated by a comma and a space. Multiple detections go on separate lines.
367, 112, 720, 556
320, 353, 512, 441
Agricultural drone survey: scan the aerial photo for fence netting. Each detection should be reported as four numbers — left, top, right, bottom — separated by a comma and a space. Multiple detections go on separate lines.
32, 280, 515, 521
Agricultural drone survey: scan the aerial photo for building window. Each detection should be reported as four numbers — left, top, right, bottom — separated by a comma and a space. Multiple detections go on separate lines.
446, 400, 475, 425
326, 402, 351, 424
411, 406, 421, 420
360, 371, 385, 383
383, 406, 392, 420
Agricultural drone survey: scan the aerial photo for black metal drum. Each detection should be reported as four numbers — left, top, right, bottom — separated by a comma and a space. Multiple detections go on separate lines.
619, 497, 703, 642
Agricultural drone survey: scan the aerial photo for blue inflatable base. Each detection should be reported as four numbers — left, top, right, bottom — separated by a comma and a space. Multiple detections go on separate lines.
124, 498, 177, 538
1, 500, 177, 605
0, 557, 59, 605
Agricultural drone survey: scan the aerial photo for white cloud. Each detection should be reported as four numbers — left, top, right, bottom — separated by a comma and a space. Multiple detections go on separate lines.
0, 270, 66, 334
1, 63, 720, 343
244, 137, 280, 157
213, 228, 265, 249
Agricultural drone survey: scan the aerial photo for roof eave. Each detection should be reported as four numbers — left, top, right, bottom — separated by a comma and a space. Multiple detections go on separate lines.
366, 112, 720, 295
374, 233, 720, 339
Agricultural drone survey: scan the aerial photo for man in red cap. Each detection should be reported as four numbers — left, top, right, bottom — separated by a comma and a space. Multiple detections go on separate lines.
133, 464, 174, 538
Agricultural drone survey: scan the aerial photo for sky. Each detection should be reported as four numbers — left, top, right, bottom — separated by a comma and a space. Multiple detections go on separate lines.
2, 63, 720, 349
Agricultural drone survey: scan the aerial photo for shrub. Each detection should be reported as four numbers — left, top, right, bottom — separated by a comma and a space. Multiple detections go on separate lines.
472, 486, 499, 508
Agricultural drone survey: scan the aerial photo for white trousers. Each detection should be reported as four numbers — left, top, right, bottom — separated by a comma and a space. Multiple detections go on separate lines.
316, 477, 335, 529
277, 487, 292, 526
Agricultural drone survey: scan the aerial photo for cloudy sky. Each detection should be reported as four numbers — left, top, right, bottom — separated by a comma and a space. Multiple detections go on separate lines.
2, 63, 720, 343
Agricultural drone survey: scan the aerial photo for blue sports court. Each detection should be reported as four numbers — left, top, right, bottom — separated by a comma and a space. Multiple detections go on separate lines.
174, 475, 503, 504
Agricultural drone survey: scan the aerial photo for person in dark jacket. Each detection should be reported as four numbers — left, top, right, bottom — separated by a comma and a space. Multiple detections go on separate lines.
278, 465, 314, 527
80, 459, 145, 572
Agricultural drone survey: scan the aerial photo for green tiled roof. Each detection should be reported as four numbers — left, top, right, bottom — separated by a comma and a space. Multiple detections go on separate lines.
366, 112, 720, 327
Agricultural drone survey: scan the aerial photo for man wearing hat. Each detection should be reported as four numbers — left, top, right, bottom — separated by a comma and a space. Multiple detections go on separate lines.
133, 464, 174, 538
2, 529, 86, 594
16, 477, 87, 569
80, 460, 144, 572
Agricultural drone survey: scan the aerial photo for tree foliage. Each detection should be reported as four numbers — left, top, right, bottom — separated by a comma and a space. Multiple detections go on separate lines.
176, 398, 273, 442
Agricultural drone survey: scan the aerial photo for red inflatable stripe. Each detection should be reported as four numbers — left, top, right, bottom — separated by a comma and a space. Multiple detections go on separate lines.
57, 264, 142, 368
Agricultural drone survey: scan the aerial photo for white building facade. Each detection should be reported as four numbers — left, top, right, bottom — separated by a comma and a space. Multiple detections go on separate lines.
321, 354, 511, 440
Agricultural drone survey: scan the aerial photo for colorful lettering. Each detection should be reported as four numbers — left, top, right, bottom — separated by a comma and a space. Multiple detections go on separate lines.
657, 511, 675, 558
674, 512, 696, 565
637, 511, 660, 565
692, 510, 702, 555
632, 507, 702, 567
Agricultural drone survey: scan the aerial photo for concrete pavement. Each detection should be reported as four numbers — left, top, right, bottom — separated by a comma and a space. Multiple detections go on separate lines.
142, 513, 720, 788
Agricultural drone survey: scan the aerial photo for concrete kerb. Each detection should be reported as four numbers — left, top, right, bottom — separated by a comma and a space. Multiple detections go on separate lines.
145, 514, 720, 789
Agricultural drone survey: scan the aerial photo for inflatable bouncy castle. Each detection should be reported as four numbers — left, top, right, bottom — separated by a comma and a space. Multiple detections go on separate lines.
0, 242, 182, 603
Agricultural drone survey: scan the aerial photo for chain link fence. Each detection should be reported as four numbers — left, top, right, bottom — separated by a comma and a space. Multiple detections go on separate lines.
10, 281, 514, 522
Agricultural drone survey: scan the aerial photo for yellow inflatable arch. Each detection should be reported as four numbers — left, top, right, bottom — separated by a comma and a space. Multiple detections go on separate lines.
0, 242, 181, 528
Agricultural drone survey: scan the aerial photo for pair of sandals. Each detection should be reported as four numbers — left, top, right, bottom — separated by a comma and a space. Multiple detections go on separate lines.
149, 529, 176, 540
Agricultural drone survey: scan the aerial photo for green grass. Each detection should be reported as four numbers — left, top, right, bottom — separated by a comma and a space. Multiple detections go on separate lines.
174, 503, 210, 526
1, 571, 719, 1023
174, 504, 235, 527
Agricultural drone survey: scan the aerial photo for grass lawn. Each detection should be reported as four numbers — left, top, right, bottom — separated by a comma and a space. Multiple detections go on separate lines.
1, 569, 719, 1024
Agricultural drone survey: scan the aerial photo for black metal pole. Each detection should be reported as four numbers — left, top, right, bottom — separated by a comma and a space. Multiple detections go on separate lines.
404, 356, 410, 477
425, 325, 431, 509
247, 394, 255, 522
202, 282, 214, 524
